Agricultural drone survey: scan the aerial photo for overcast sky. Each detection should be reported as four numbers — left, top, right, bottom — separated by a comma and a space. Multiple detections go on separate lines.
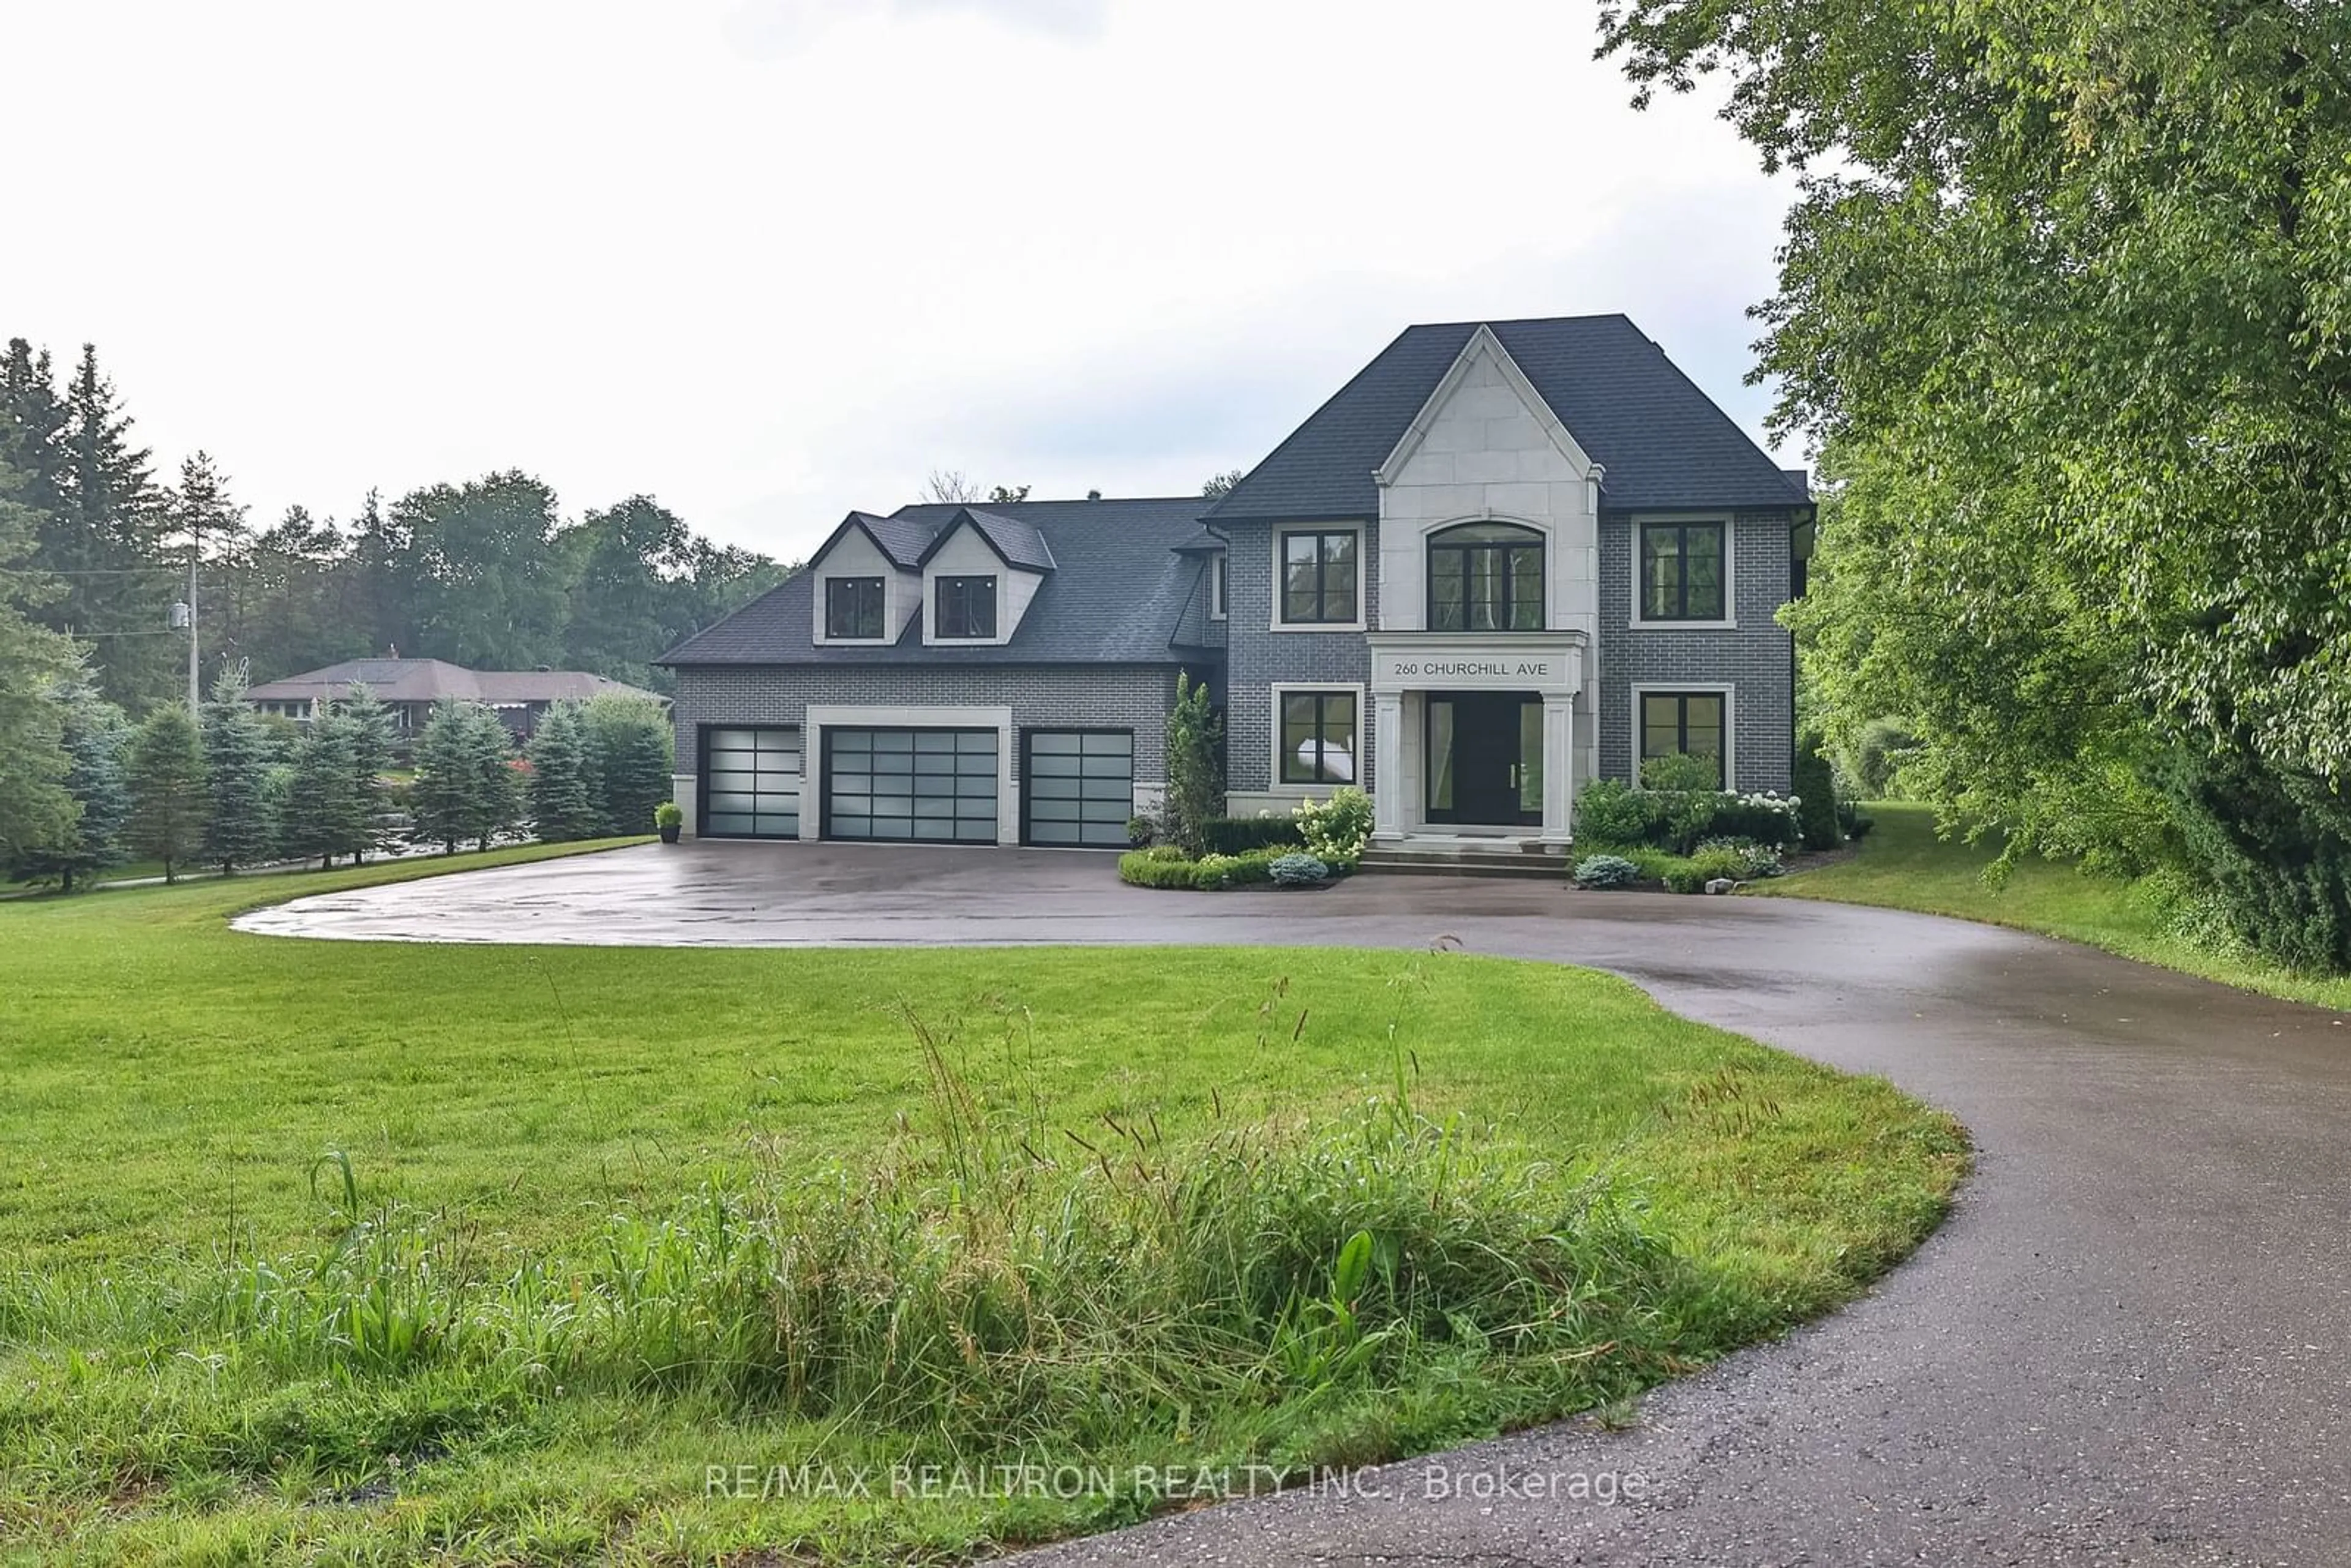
7, 0, 1793, 562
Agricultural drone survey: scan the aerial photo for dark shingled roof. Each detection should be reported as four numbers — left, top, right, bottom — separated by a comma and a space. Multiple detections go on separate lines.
921, 507, 1057, 572
244, 658, 664, 706
659, 497, 1210, 667
1207, 315, 1811, 521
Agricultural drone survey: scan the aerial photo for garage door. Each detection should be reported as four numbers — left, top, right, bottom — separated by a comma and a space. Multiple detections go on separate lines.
702, 726, 801, 838
822, 727, 1000, 844
1022, 729, 1134, 847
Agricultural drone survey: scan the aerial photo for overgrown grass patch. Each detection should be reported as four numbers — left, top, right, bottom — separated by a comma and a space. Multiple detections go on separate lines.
0, 850, 1965, 1564
1761, 802, 2351, 1012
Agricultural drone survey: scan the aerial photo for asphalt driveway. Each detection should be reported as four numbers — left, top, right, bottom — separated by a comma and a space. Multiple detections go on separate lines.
237, 841, 2351, 1566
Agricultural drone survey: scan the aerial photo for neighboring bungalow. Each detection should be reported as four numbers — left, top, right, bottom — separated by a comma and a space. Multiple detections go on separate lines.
245, 656, 666, 741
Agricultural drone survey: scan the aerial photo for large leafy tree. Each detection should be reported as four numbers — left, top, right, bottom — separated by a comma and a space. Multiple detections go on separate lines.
393, 471, 569, 669
1600, 0, 2351, 957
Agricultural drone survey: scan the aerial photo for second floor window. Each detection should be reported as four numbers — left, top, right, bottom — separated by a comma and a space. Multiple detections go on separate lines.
935, 574, 998, 639
1640, 521, 1728, 621
825, 576, 885, 639
1280, 528, 1359, 625
1428, 521, 1543, 631
1209, 553, 1228, 620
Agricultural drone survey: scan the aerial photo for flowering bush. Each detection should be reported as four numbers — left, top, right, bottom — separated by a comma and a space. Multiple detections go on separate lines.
1268, 852, 1331, 886
1572, 853, 1644, 888
1293, 786, 1374, 865
1695, 836, 1785, 879
1573, 776, 1802, 854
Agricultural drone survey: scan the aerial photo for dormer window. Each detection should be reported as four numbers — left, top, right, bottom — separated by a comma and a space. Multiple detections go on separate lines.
936, 575, 998, 639
1428, 521, 1543, 632
825, 576, 886, 639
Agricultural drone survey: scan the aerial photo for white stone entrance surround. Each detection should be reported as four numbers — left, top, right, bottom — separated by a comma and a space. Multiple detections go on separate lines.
1366, 632, 1588, 847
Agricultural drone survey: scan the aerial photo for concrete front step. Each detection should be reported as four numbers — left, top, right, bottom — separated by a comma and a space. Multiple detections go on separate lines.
1356, 845, 1567, 880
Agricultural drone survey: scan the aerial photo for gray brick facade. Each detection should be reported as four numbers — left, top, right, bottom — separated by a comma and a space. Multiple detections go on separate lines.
1595, 509, 1796, 793
1219, 519, 1379, 795
673, 662, 1186, 786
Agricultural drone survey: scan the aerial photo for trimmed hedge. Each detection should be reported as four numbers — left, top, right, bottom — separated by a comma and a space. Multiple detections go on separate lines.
1199, 816, 1305, 854
1573, 778, 1802, 854
1119, 844, 1356, 891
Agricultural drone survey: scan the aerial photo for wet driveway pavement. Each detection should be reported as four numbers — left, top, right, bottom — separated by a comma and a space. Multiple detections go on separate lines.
237, 841, 2351, 1566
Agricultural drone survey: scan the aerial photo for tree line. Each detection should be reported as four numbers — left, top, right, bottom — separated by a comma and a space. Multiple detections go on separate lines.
12, 661, 675, 890
1600, 0, 2351, 970
0, 337, 790, 715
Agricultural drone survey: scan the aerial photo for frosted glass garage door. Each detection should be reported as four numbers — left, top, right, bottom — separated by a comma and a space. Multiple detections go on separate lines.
1022, 729, 1134, 847
822, 727, 1000, 844
702, 726, 801, 838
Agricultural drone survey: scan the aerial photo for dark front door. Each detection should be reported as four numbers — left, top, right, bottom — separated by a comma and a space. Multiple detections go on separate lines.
1426, 692, 1542, 827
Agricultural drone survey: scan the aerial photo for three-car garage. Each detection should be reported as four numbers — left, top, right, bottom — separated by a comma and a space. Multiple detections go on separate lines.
694, 721, 1134, 847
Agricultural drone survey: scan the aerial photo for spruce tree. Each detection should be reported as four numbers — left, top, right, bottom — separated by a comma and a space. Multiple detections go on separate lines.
462, 705, 523, 852
126, 704, 207, 882
200, 666, 281, 872
281, 713, 362, 869
0, 459, 80, 870
7, 684, 130, 891
410, 699, 472, 855
583, 694, 673, 836
339, 683, 396, 859
525, 702, 599, 842
59, 346, 173, 710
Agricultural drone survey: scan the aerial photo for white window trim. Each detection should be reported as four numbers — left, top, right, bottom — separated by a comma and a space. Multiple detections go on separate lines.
1267, 681, 1368, 796
929, 572, 1004, 645
1628, 512, 1737, 630
1209, 553, 1228, 621
1270, 522, 1368, 633
1630, 682, 1737, 791
814, 572, 893, 647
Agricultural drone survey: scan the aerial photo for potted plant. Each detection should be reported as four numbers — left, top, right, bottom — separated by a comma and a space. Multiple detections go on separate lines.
654, 801, 684, 844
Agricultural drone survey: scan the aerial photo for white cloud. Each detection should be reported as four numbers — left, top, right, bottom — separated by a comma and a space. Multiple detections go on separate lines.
3, 0, 1793, 565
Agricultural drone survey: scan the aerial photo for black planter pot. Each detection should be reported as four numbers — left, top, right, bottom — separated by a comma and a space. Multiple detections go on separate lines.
659, 824, 682, 844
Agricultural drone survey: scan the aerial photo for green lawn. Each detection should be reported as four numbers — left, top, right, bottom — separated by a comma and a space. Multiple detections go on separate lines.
1, 849, 1965, 1566
1762, 802, 2351, 1011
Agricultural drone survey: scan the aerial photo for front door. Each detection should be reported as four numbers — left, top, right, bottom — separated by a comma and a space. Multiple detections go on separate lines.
1425, 692, 1542, 826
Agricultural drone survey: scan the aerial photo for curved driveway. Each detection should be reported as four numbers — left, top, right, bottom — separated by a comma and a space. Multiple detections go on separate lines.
239, 842, 2351, 1566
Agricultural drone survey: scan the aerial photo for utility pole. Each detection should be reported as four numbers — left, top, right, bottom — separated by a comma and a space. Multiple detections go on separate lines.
186, 548, 200, 713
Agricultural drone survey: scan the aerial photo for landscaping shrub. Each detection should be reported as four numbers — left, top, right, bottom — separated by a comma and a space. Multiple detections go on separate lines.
1268, 852, 1331, 886
1793, 740, 1839, 851
1663, 844, 1755, 894
1573, 776, 1800, 855
1295, 786, 1374, 865
1572, 853, 1643, 889
1695, 836, 1785, 880
1117, 846, 1289, 890
2156, 750, 2351, 973
1202, 815, 1304, 854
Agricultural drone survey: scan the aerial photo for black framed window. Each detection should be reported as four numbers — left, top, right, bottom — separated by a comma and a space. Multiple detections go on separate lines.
1640, 522, 1727, 621
1640, 692, 1727, 787
1280, 690, 1358, 784
1209, 553, 1228, 620
1279, 530, 1359, 625
825, 576, 885, 639
934, 575, 997, 639
1428, 521, 1544, 631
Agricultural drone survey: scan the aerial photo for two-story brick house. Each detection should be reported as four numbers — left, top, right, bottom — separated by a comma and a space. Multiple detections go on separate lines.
660, 314, 1812, 851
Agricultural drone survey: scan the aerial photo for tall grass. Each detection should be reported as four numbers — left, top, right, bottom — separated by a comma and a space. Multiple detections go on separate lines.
2, 996, 1725, 1498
